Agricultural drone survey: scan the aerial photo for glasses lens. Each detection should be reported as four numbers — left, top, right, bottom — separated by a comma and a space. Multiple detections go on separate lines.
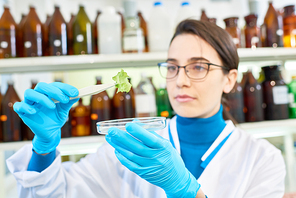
159, 63, 178, 79
186, 62, 208, 79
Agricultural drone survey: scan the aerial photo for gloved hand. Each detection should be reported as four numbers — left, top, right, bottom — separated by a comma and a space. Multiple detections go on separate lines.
13, 82, 79, 154
105, 123, 201, 198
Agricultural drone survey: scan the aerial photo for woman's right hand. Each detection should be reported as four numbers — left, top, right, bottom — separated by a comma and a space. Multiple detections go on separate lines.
13, 82, 79, 154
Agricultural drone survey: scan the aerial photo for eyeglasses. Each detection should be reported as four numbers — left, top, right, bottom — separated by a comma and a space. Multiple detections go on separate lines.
157, 62, 230, 80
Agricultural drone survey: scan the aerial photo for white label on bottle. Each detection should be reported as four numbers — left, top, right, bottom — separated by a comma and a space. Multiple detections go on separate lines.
54, 39, 61, 47
77, 34, 84, 42
272, 86, 289, 105
135, 94, 156, 113
24, 41, 32, 48
251, 36, 259, 46
123, 35, 144, 51
0, 41, 8, 48
276, 29, 283, 36
232, 38, 240, 45
289, 93, 296, 107
292, 29, 296, 35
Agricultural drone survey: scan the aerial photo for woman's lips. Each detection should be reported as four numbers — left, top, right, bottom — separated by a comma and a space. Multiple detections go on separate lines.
175, 95, 195, 102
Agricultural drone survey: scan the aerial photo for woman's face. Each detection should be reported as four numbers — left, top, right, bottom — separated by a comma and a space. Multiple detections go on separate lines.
166, 33, 237, 118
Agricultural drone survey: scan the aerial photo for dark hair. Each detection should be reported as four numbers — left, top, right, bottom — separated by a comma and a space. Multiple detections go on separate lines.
171, 19, 239, 123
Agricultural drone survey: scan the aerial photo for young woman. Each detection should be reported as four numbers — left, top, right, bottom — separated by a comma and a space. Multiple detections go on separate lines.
8, 20, 285, 198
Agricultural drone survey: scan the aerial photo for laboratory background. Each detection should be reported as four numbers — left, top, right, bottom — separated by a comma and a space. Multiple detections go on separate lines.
0, 0, 296, 197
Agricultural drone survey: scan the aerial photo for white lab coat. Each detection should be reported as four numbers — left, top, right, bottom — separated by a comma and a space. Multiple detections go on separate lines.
6, 118, 286, 198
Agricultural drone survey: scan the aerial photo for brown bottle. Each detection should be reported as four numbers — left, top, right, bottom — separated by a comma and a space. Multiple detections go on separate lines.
48, 6, 67, 56
243, 70, 264, 122
16, 14, 27, 57
261, 2, 283, 47
70, 98, 90, 136
67, 13, 75, 55
0, 86, 2, 141
42, 15, 51, 56
93, 10, 101, 54
262, 65, 289, 120
22, 6, 43, 57
1, 80, 21, 142
200, 9, 209, 21
112, 88, 125, 119
137, 11, 149, 52
0, 6, 17, 58
244, 14, 261, 48
283, 5, 296, 47
90, 76, 111, 135
0, 48, 4, 58
224, 17, 241, 48
126, 78, 136, 118
117, 10, 125, 39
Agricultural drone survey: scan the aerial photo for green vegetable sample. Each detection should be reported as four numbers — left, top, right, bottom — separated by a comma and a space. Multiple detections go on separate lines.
112, 69, 132, 93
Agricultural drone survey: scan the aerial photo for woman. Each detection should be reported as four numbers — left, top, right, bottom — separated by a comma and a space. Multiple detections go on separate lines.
8, 20, 285, 198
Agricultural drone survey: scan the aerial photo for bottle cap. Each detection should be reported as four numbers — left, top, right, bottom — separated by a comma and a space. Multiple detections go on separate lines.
103, 6, 116, 14
31, 79, 38, 84
159, 83, 166, 89
123, 0, 137, 18
292, 76, 296, 80
7, 79, 14, 85
181, 2, 189, 6
154, 1, 162, 6
96, 76, 102, 81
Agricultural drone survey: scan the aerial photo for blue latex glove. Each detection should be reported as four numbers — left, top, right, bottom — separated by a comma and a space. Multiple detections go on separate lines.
105, 123, 201, 198
13, 82, 79, 154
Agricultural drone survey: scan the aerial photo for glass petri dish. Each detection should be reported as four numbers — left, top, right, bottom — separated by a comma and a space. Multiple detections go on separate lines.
96, 117, 166, 135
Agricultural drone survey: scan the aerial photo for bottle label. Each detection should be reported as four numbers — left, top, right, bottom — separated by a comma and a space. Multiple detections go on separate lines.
251, 36, 259, 46
0, 41, 8, 48
289, 93, 296, 108
232, 38, 240, 45
54, 39, 61, 47
76, 34, 84, 42
272, 86, 289, 105
135, 94, 156, 113
123, 35, 144, 51
24, 41, 32, 48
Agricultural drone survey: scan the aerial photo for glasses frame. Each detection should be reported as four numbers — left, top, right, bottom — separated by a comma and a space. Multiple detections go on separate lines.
157, 62, 231, 80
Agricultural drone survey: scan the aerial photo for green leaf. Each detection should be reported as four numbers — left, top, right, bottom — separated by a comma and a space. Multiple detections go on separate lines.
112, 69, 132, 93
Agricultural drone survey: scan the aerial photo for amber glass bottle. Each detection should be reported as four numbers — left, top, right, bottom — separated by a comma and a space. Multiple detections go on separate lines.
1, 80, 21, 142
0, 49, 4, 58
70, 98, 90, 136
262, 65, 289, 120
243, 70, 264, 122
67, 13, 75, 55
0, 87, 2, 141
138, 11, 149, 52
112, 88, 125, 119
0, 6, 17, 58
72, 5, 94, 55
90, 76, 111, 135
200, 9, 209, 21
16, 14, 27, 57
283, 5, 296, 47
126, 78, 136, 118
244, 14, 261, 48
93, 10, 101, 54
224, 17, 241, 48
42, 15, 51, 56
22, 6, 43, 57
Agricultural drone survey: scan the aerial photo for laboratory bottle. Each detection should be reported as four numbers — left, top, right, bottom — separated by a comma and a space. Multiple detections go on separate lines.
122, 0, 145, 53
262, 65, 289, 120
98, 6, 121, 54
70, 98, 91, 136
42, 15, 51, 56
261, 2, 283, 47
225, 82, 245, 123
243, 70, 264, 122
72, 5, 94, 55
134, 73, 157, 117
137, 11, 149, 52
0, 6, 17, 58
288, 76, 296, 118
283, 5, 296, 47
175, 2, 196, 26
93, 10, 101, 54
117, 10, 125, 38
200, 9, 209, 21
244, 14, 261, 48
90, 76, 111, 135
156, 83, 173, 118
22, 6, 43, 57
0, 49, 3, 58
224, 17, 241, 48
112, 88, 127, 119
16, 14, 27, 57
67, 13, 75, 55
0, 87, 2, 141
1, 80, 21, 142
48, 6, 67, 56
148, 1, 172, 52
126, 78, 136, 118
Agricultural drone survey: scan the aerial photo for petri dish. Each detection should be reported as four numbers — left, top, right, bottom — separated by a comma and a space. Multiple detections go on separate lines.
96, 117, 166, 135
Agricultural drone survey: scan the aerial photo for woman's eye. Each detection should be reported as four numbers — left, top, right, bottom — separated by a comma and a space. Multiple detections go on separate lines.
167, 66, 177, 72
193, 65, 205, 71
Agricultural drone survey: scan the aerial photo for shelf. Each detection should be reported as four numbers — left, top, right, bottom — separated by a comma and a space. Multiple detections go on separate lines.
0, 48, 296, 74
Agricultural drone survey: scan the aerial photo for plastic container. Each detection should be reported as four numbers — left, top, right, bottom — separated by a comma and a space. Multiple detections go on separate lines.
96, 117, 166, 134
175, 1, 196, 26
98, 6, 121, 54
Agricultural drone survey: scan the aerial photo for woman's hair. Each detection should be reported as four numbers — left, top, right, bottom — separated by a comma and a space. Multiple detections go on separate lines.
170, 19, 239, 123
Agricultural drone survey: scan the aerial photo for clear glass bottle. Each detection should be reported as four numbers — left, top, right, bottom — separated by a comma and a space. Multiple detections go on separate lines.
288, 76, 296, 118
224, 17, 241, 48
70, 98, 90, 136
244, 14, 261, 48
93, 10, 101, 54
283, 5, 296, 47
67, 13, 76, 55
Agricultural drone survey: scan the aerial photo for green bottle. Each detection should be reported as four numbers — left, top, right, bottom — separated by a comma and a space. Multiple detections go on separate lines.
72, 5, 93, 55
156, 84, 173, 118
288, 76, 296, 118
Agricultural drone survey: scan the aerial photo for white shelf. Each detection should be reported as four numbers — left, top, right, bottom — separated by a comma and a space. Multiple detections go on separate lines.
0, 48, 296, 74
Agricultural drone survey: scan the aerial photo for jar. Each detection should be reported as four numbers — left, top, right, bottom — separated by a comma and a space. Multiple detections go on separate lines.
244, 14, 261, 48
224, 17, 241, 48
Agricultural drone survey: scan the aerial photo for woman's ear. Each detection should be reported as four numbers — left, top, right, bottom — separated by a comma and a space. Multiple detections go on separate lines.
223, 69, 238, 94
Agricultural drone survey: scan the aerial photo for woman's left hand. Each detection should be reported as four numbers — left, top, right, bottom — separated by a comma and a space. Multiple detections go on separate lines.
105, 123, 201, 198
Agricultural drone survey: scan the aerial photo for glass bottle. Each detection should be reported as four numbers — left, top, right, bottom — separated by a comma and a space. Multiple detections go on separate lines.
48, 6, 67, 56
262, 65, 289, 120
72, 5, 94, 55
137, 11, 149, 52
148, 77, 157, 93
42, 14, 51, 56
0, 86, 2, 141
1, 80, 21, 142
200, 9, 209, 21
117, 10, 125, 39
22, 6, 43, 57
122, 0, 145, 53
112, 88, 125, 119
0, 49, 3, 58
0, 6, 17, 58
67, 13, 75, 55
125, 78, 136, 118
90, 76, 111, 135
243, 70, 264, 122
283, 5, 296, 47
224, 17, 241, 48
93, 10, 101, 54
156, 83, 173, 118
244, 14, 261, 48
288, 76, 296, 118
16, 14, 27, 57
261, 2, 283, 47
134, 73, 157, 117
70, 98, 90, 136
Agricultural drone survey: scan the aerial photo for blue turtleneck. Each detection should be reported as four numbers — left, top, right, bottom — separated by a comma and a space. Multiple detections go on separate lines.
176, 105, 226, 179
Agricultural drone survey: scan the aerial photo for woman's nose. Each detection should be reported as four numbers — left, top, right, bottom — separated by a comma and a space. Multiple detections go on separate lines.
176, 67, 191, 87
